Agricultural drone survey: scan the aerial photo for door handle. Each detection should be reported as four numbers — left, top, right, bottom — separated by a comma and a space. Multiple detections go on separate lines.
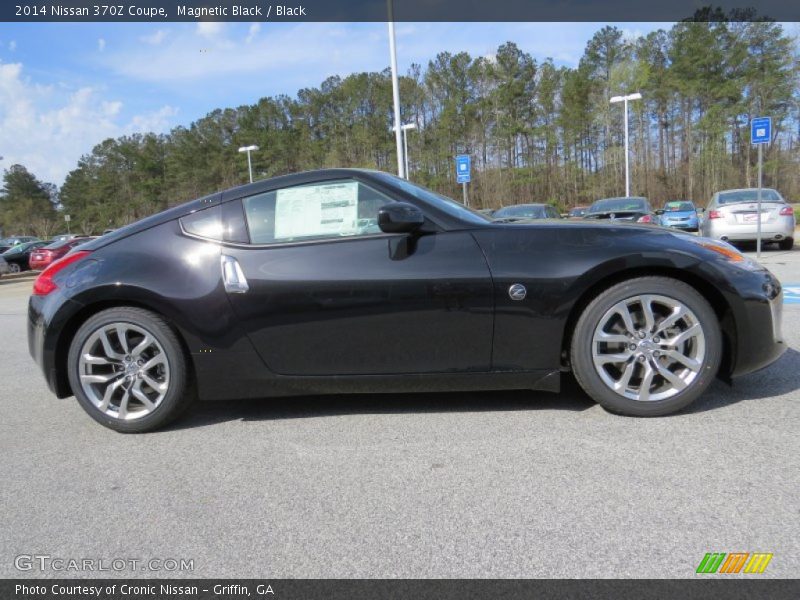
221, 254, 249, 293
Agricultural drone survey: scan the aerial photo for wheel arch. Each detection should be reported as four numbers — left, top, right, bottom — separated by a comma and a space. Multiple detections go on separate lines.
52, 298, 195, 399
560, 266, 736, 379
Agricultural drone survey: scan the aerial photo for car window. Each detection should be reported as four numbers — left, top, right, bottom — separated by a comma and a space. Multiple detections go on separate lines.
181, 205, 223, 240
242, 180, 395, 245
717, 190, 782, 204
589, 198, 647, 212
546, 206, 560, 218
664, 201, 695, 212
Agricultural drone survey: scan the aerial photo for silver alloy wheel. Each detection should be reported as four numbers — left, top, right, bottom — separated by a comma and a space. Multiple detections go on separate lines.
77, 322, 170, 420
8, 263, 20, 273
591, 294, 706, 402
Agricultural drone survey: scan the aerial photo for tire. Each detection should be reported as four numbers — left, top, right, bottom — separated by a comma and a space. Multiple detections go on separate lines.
67, 307, 194, 432
778, 237, 794, 251
570, 277, 721, 416
8, 263, 20, 273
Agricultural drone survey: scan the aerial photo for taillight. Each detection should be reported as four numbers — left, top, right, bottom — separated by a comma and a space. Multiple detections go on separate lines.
637, 214, 652, 223
779, 206, 794, 216
708, 210, 723, 219
32, 251, 91, 296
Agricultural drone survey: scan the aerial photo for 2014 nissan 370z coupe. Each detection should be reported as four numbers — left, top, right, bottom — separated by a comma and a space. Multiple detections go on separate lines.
28, 169, 786, 432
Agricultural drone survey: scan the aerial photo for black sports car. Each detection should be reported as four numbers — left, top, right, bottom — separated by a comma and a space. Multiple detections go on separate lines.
28, 169, 785, 432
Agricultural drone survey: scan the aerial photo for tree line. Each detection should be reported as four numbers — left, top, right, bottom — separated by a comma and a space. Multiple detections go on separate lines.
1, 16, 798, 237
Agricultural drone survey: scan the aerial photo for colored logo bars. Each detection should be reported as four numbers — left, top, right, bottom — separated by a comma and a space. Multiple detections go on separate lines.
696, 552, 773, 574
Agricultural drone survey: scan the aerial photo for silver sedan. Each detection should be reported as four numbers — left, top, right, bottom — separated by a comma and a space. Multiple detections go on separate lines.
700, 188, 796, 250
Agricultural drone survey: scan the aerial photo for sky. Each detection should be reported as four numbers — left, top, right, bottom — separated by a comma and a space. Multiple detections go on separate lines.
0, 21, 669, 185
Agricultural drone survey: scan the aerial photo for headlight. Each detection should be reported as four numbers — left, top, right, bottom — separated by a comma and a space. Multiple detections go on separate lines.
675, 234, 764, 271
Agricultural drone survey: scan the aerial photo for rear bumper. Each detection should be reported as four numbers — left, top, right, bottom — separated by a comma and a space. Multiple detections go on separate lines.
28, 293, 83, 398
705, 218, 795, 241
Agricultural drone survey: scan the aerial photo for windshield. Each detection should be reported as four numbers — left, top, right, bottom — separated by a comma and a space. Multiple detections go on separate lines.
664, 201, 695, 212
589, 197, 647, 213
493, 205, 546, 219
569, 207, 586, 216
372, 172, 491, 224
2, 243, 29, 255
717, 189, 782, 205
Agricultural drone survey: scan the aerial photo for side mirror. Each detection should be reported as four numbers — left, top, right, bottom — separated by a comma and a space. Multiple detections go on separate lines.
378, 202, 425, 234
655, 209, 665, 215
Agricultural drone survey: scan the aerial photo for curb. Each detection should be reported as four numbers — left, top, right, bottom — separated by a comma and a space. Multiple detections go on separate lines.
0, 271, 39, 284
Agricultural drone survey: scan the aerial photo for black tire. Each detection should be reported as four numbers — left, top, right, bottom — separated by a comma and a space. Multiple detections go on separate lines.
570, 277, 721, 416
67, 307, 194, 432
778, 237, 794, 251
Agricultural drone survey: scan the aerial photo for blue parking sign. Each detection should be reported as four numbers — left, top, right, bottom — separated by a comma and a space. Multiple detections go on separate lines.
455, 155, 471, 183
751, 117, 771, 144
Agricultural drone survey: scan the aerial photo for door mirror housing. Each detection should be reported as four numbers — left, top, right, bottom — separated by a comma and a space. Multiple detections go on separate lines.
378, 202, 425, 234
655, 209, 665, 215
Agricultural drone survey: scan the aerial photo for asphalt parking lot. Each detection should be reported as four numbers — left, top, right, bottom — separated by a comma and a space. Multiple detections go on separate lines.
1, 245, 798, 579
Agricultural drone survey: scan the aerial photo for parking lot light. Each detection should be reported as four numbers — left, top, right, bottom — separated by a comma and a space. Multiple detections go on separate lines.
238, 145, 259, 183
610, 92, 642, 197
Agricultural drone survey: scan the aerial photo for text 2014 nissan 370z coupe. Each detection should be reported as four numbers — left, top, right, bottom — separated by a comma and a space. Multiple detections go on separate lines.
28, 169, 785, 432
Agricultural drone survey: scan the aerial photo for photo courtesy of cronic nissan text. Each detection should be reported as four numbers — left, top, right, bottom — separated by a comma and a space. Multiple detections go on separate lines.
0, 1, 798, 599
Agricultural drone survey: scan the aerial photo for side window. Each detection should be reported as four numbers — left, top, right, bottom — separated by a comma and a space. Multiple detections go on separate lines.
242, 180, 394, 245
180, 205, 223, 240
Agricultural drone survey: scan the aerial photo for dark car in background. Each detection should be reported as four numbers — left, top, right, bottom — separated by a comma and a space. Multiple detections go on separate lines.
28, 169, 786, 433
1, 240, 50, 273
584, 197, 657, 224
29, 237, 96, 270
568, 206, 588, 219
659, 200, 700, 232
0, 235, 40, 247
492, 203, 561, 221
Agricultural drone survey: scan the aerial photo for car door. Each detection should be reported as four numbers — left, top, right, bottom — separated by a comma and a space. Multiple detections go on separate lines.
220, 177, 494, 376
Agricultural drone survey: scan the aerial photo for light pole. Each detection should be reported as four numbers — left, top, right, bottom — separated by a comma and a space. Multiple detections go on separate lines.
238, 145, 259, 183
610, 92, 642, 197
391, 123, 416, 179
387, 0, 404, 179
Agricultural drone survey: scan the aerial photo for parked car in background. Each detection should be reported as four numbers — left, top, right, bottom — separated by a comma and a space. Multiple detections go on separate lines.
477, 208, 495, 217
700, 188, 795, 250
492, 203, 561, 221
29, 237, 96, 270
584, 197, 657, 224
50, 233, 81, 244
658, 200, 700, 232
0, 235, 40, 247
567, 206, 588, 219
1, 241, 50, 273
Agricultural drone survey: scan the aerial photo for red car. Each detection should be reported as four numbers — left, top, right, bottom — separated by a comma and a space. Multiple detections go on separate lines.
29, 237, 95, 270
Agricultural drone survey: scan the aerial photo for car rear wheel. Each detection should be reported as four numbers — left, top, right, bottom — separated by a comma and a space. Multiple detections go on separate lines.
570, 277, 721, 416
67, 307, 194, 432
778, 237, 794, 251
8, 263, 21, 273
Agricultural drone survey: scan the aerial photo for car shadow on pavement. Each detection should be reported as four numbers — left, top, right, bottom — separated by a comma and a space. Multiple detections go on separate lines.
168, 375, 596, 431
683, 346, 800, 414
166, 348, 799, 430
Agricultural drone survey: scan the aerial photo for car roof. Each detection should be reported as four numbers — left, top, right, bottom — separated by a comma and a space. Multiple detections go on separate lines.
715, 188, 778, 194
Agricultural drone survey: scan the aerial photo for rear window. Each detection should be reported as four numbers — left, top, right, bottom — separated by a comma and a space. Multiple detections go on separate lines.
664, 201, 695, 212
718, 190, 782, 205
589, 198, 647, 213
494, 205, 546, 219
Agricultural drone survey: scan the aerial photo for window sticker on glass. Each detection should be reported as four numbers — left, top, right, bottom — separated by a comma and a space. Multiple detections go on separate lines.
275, 182, 359, 240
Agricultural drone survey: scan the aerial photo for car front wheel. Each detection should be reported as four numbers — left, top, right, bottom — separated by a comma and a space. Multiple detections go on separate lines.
67, 307, 194, 432
570, 277, 721, 416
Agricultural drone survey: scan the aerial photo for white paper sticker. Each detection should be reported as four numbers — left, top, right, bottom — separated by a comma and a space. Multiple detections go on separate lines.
275, 182, 359, 240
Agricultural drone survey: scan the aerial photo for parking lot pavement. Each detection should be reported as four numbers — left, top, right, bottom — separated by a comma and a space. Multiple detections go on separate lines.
1, 252, 798, 579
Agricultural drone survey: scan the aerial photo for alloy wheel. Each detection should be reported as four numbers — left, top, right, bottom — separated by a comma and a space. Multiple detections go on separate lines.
591, 294, 706, 402
77, 322, 170, 420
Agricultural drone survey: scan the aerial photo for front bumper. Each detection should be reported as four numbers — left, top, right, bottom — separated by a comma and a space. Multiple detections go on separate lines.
727, 270, 786, 377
